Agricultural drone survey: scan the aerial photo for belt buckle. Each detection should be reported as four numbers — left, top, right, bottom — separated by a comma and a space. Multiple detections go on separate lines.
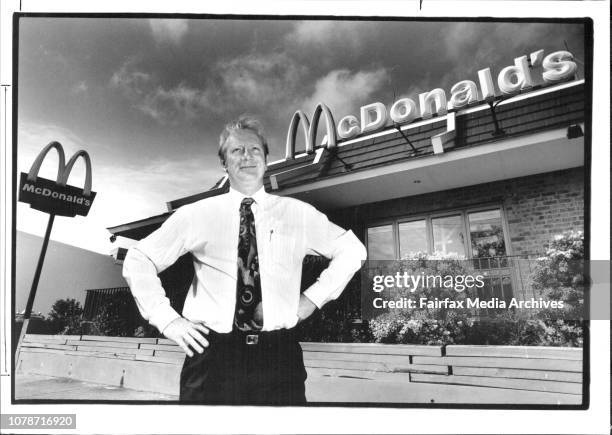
246, 334, 259, 345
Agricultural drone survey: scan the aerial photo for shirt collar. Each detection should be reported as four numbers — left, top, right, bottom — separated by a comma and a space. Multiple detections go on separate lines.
228, 186, 269, 211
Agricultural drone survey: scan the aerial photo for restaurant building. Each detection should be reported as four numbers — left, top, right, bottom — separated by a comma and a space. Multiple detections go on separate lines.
104, 50, 587, 324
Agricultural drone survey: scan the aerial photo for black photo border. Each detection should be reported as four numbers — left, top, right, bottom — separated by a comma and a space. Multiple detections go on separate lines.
10, 12, 593, 410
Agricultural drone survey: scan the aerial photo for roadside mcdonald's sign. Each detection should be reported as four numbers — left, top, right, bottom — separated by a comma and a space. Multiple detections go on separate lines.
18, 141, 96, 217
16, 140, 96, 368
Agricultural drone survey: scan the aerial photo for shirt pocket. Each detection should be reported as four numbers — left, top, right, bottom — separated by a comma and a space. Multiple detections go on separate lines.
266, 231, 297, 271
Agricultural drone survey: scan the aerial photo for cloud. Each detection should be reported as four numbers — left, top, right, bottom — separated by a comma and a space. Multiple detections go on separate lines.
110, 52, 310, 124
97, 156, 224, 225
288, 21, 342, 46
110, 59, 213, 124
70, 80, 88, 95
110, 58, 152, 97
285, 21, 372, 52
214, 52, 307, 109
301, 68, 390, 118
439, 22, 567, 89
149, 19, 189, 45
137, 83, 213, 123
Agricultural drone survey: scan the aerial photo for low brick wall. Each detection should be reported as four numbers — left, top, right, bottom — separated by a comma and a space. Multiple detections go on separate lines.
17, 334, 583, 401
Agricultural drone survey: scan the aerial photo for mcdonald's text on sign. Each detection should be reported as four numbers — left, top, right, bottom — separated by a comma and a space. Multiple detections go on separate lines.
19, 173, 95, 217
284, 49, 578, 160
336, 49, 577, 140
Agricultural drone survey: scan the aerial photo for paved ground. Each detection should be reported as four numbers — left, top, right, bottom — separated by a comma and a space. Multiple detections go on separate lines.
14, 372, 581, 405
15, 373, 177, 401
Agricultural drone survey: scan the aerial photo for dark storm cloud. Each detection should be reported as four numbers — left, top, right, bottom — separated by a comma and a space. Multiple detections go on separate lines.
21, 18, 584, 153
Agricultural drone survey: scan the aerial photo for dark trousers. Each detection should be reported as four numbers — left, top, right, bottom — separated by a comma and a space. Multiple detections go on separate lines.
179, 328, 307, 405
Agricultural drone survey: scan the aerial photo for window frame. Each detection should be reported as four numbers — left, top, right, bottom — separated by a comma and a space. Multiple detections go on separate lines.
365, 203, 513, 260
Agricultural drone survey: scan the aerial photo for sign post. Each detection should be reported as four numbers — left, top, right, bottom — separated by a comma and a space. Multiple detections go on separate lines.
14, 141, 95, 370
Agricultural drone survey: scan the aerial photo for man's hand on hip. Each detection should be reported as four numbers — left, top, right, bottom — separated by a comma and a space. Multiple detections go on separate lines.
163, 317, 209, 357
297, 294, 317, 323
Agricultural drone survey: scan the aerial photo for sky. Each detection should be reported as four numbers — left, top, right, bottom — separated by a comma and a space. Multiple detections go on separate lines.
15, 17, 587, 254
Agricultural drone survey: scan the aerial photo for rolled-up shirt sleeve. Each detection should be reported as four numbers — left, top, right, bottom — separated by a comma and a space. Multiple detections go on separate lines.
122, 207, 193, 333
302, 205, 367, 308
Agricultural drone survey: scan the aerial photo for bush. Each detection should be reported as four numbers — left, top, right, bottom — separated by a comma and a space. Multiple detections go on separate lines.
532, 230, 584, 290
90, 296, 135, 337
297, 300, 372, 343
368, 311, 583, 347
46, 298, 85, 335
530, 230, 584, 322
132, 324, 160, 338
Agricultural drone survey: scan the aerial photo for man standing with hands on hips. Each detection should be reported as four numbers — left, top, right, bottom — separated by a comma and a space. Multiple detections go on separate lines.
123, 116, 367, 404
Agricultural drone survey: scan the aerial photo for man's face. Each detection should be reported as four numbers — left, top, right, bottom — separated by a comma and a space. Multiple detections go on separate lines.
223, 129, 267, 190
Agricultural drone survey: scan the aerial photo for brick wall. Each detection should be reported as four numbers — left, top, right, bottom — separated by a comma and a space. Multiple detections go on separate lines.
328, 167, 584, 258
502, 168, 584, 256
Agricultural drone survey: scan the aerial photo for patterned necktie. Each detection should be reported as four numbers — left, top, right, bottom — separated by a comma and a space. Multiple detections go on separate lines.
234, 197, 263, 331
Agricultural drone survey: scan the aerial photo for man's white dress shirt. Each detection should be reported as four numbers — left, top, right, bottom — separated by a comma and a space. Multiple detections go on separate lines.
123, 187, 367, 334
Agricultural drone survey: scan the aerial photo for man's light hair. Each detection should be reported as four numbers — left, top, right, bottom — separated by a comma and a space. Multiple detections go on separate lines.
218, 115, 269, 165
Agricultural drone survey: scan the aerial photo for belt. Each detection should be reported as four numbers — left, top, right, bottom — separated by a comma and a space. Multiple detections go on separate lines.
209, 328, 297, 347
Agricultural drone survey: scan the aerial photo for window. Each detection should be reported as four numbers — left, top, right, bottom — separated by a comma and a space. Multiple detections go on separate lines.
398, 219, 427, 258
468, 209, 507, 258
366, 206, 509, 261
366, 225, 395, 260
365, 206, 513, 306
432, 215, 466, 257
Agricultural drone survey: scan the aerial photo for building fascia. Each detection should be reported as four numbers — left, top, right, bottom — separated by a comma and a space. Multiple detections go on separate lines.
281, 124, 584, 200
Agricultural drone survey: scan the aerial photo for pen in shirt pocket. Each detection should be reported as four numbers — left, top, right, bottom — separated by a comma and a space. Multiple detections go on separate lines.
269, 229, 274, 242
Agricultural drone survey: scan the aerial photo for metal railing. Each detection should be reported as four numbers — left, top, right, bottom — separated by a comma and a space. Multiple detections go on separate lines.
83, 287, 130, 320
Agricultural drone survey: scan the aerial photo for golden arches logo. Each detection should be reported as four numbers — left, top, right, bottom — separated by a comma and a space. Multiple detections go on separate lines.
27, 141, 93, 196
19, 141, 96, 217
285, 103, 337, 160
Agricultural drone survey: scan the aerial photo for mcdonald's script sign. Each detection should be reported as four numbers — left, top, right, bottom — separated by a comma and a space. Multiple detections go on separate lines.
284, 49, 578, 160
19, 141, 96, 217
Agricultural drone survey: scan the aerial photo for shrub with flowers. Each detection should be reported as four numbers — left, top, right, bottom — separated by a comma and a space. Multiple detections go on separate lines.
525, 230, 584, 345
368, 306, 582, 346
369, 312, 474, 345
530, 230, 584, 323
